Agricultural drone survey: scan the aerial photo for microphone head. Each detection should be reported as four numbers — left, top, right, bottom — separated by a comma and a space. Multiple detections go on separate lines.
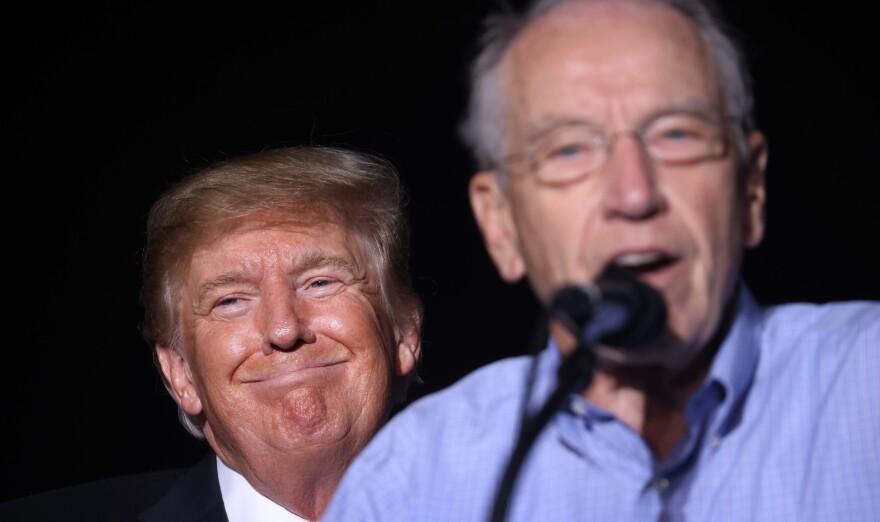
597, 268, 667, 349
550, 284, 602, 327
550, 267, 667, 350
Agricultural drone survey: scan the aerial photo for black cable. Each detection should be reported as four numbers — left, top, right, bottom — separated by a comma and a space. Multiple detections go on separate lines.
489, 345, 595, 522
490, 270, 666, 521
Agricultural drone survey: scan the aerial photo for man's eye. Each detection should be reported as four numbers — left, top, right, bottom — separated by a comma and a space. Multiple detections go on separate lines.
662, 128, 693, 140
558, 143, 582, 156
304, 277, 344, 296
541, 141, 595, 163
216, 297, 240, 307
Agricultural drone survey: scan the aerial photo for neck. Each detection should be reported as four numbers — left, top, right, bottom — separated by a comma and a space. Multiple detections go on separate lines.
585, 356, 711, 458
575, 293, 738, 459
214, 442, 356, 521
259, 459, 347, 520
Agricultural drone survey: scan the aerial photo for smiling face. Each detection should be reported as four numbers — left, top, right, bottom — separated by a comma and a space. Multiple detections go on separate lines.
156, 212, 419, 479
470, 0, 766, 369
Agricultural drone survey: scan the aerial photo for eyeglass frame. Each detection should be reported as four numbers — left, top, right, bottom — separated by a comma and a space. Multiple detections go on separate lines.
499, 109, 739, 187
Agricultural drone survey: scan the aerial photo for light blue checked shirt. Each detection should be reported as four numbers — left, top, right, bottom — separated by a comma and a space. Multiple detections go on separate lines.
324, 285, 880, 522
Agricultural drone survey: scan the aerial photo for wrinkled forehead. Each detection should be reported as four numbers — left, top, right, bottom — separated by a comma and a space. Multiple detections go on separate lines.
503, 1, 722, 132
208, 208, 341, 239
180, 209, 370, 277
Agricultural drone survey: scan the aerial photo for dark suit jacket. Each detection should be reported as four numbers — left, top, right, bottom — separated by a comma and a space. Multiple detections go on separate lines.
0, 451, 228, 521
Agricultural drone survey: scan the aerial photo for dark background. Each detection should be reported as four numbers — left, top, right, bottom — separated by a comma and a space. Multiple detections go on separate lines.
3, 0, 878, 502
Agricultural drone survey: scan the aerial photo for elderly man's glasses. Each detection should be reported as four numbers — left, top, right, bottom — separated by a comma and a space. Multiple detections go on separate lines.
503, 111, 731, 186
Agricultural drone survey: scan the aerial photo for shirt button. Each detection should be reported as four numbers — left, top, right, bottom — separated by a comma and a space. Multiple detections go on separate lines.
570, 398, 587, 416
652, 477, 670, 492
709, 435, 721, 449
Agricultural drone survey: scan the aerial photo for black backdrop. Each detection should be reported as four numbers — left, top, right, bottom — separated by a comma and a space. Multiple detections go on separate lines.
3, 1, 878, 502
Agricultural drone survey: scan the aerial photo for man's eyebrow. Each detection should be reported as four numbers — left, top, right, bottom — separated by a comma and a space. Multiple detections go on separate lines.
526, 99, 719, 140
527, 116, 596, 141
196, 272, 247, 305
296, 250, 359, 273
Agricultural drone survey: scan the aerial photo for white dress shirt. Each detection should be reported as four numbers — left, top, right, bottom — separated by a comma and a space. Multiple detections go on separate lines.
216, 456, 310, 522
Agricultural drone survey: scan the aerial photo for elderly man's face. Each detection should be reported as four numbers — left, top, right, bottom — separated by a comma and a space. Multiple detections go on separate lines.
470, 1, 766, 369
157, 212, 418, 475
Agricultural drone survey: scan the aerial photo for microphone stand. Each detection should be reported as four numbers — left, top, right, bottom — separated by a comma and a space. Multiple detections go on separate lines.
488, 270, 666, 522
488, 342, 596, 522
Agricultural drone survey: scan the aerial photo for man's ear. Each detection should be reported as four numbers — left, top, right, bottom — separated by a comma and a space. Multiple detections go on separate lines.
743, 131, 768, 249
390, 309, 423, 405
394, 316, 422, 379
156, 344, 203, 416
469, 171, 527, 282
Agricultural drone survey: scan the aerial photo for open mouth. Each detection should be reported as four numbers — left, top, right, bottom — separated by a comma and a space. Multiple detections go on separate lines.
608, 251, 676, 276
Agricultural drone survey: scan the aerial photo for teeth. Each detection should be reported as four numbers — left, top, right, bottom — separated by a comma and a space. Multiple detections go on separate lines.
613, 252, 664, 267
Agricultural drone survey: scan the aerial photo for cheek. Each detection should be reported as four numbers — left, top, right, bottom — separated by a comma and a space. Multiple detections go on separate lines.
674, 172, 744, 262
701, 190, 746, 276
306, 356, 395, 439
511, 187, 598, 297
322, 312, 390, 352
317, 299, 398, 368
187, 319, 254, 388
341, 309, 397, 400
345, 365, 395, 428
674, 179, 744, 336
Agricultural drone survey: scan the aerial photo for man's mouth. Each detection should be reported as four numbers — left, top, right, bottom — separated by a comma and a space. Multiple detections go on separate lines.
609, 251, 675, 275
242, 359, 346, 383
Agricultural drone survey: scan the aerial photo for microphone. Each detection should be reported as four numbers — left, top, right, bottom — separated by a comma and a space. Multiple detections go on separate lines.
489, 269, 667, 522
549, 267, 667, 350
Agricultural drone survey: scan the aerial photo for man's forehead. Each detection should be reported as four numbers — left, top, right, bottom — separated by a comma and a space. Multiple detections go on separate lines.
503, 5, 723, 145
506, 1, 716, 99
195, 216, 357, 260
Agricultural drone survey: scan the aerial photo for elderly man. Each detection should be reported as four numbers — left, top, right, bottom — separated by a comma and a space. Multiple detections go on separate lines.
323, 0, 880, 521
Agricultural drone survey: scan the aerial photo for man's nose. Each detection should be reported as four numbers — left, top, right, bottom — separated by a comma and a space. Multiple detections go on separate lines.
599, 133, 666, 220
262, 294, 317, 355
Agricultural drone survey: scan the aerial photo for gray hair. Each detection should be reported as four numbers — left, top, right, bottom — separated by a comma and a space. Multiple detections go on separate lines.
459, 0, 755, 175
141, 145, 423, 438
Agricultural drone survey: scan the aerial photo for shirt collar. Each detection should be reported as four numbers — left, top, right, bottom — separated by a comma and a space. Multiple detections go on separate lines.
700, 283, 763, 437
543, 280, 762, 429
216, 455, 310, 522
